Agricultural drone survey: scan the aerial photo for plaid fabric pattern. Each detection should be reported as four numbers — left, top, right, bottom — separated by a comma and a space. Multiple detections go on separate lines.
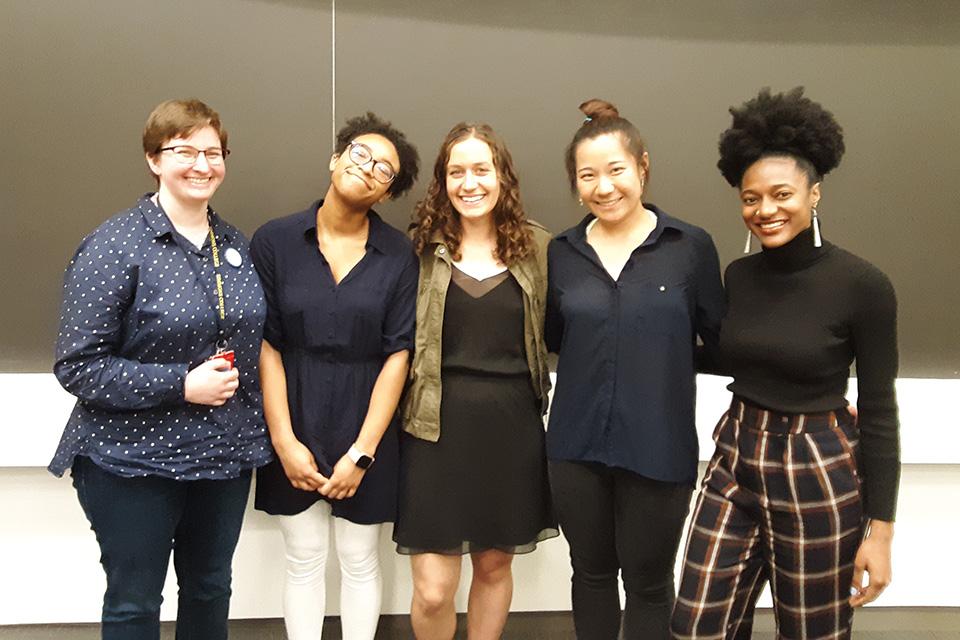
672, 397, 865, 640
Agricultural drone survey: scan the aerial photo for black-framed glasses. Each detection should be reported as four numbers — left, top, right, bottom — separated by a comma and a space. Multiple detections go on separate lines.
347, 141, 396, 184
159, 145, 230, 165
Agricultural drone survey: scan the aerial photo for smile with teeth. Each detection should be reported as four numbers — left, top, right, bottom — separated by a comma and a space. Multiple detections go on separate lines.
459, 194, 485, 204
595, 198, 621, 207
187, 177, 211, 185
757, 220, 787, 231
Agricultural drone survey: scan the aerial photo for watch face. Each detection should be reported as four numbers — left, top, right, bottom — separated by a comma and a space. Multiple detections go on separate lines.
356, 455, 373, 470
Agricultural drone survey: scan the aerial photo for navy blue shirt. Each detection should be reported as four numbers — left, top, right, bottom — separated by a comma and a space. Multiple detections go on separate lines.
545, 205, 724, 484
49, 194, 272, 480
250, 203, 418, 521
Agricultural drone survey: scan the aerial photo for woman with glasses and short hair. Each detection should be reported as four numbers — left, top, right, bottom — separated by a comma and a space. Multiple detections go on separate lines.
251, 112, 420, 640
49, 98, 271, 639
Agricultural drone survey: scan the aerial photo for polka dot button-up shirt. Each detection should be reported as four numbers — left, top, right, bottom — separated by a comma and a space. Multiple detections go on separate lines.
48, 194, 273, 480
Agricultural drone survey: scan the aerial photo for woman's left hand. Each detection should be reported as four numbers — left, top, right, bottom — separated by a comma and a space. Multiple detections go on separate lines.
850, 520, 894, 607
319, 454, 367, 500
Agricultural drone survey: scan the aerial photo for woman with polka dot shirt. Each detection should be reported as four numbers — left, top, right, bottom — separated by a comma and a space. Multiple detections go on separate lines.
49, 99, 271, 640
250, 113, 419, 640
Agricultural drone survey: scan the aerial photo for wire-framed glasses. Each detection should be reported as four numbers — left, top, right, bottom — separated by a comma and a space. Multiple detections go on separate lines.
347, 141, 396, 184
159, 145, 230, 165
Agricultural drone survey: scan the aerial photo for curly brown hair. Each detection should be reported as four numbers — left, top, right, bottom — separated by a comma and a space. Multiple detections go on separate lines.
412, 123, 534, 265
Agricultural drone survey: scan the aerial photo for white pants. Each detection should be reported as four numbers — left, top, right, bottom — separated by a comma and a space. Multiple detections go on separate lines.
277, 500, 383, 640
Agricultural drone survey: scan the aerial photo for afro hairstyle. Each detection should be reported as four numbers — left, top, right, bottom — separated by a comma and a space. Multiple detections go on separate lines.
717, 87, 845, 187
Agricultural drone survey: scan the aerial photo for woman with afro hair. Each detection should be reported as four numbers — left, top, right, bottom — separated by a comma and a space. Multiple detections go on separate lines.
671, 88, 900, 640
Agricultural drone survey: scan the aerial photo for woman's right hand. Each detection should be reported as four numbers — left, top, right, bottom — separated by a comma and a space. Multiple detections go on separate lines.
184, 358, 240, 405
275, 438, 329, 491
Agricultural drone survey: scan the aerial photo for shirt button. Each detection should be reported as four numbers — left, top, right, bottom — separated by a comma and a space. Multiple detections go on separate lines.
659, 285, 666, 292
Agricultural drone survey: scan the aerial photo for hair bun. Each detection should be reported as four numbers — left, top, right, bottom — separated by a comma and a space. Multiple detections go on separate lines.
579, 99, 620, 121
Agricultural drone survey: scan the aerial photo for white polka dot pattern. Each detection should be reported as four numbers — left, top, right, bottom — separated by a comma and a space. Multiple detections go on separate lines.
48, 194, 273, 480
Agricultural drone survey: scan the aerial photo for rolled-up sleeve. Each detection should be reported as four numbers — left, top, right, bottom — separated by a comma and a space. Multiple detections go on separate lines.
250, 226, 285, 351
382, 249, 418, 355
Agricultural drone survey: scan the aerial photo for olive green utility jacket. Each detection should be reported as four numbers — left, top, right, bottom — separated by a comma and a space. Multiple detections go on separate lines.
402, 222, 552, 441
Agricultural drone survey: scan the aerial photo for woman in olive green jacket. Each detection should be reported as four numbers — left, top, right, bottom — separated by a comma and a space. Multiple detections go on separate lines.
395, 122, 558, 640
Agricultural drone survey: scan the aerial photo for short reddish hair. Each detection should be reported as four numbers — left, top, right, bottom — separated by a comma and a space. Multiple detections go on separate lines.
142, 99, 227, 182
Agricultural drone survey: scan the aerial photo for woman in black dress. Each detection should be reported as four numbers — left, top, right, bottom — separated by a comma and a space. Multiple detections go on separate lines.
397, 123, 557, 639
671, 88, 900, 639
251, 113, 419, 640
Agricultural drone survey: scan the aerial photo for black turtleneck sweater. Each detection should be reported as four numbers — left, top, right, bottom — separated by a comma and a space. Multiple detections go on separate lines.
719, 225, 900, 522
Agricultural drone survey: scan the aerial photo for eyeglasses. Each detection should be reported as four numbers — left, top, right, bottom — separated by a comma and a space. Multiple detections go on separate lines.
347, 141, 396, 184
159, 145, 230, 165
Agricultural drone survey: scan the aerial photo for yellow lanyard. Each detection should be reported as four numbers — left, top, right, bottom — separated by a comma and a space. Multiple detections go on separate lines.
208, 227, 226, 321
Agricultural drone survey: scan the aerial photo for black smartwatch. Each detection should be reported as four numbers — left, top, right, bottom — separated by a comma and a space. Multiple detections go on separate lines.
347, 445, 374, 470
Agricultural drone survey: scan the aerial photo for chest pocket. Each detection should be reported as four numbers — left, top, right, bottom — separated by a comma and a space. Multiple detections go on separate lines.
629, 277, 693, 338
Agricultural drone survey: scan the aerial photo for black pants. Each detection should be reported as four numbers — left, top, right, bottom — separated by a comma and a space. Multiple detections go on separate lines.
550, 460, 693, 640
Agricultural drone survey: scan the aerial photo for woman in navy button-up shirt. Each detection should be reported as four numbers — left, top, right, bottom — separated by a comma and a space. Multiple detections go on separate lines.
50, 99, 270, 639
251, 113, 419, 640
545, 99, 724, 639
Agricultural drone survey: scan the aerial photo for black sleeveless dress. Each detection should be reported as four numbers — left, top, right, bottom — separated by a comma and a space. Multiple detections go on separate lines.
394, 267, 558, 554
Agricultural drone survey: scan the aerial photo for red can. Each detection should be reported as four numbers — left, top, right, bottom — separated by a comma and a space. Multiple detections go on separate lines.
208, 350, 235, 368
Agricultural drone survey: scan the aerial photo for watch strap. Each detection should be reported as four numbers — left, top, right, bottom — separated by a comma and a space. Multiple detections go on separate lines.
347, 445, 374, 469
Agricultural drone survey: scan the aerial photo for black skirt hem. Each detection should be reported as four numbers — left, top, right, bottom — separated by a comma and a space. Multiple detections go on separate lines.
395, 526, 559, 556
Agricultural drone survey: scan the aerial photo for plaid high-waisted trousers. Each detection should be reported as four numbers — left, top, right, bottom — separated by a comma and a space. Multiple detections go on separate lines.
671, 397, 865, 640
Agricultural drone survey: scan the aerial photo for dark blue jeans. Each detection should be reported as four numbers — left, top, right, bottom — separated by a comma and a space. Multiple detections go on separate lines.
72, 456, 252, 640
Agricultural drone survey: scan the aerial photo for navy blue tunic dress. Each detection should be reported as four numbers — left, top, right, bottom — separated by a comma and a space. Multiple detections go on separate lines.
250, 202, 418, 524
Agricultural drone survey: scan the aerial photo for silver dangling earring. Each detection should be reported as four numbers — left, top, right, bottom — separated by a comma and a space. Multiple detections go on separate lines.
811, 205, 822, 247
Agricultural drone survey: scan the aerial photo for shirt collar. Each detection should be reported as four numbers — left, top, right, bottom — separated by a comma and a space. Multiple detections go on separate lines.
138, 193, 234, 242
299, 199, 390, 254
555, 202, 682, 248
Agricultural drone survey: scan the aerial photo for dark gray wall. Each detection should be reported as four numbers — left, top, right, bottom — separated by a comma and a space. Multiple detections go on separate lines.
3, 0, 959, 376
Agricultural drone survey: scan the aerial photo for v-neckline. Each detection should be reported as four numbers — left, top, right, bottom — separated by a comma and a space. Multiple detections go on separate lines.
451, 264, 511, 299
318, 245, 369, 287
